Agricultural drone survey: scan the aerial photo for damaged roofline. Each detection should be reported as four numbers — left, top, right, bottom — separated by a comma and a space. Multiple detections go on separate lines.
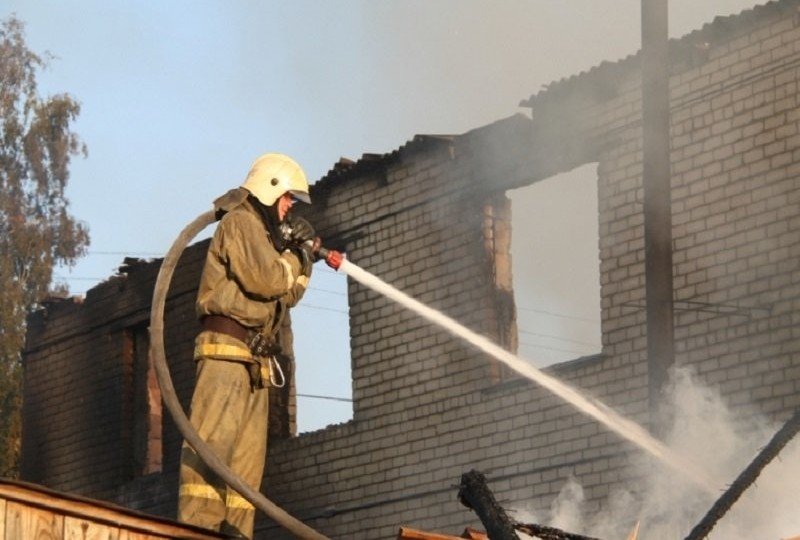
521, 0, 800, 110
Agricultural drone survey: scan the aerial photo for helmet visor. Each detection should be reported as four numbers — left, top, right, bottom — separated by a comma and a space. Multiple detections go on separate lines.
290, 190, 311, 204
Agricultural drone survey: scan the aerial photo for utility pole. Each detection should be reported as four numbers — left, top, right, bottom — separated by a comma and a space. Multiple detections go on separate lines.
641, 0, 674, 434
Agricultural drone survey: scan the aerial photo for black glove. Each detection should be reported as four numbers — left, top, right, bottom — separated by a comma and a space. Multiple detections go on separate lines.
286, 216, 315, 245
289, 242, 314, 277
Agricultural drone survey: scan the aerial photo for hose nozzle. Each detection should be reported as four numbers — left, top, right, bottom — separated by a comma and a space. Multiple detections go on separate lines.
311, 237, 343, 270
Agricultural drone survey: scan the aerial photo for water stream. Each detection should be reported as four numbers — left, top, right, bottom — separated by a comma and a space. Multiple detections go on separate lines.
339, 259, 720, 494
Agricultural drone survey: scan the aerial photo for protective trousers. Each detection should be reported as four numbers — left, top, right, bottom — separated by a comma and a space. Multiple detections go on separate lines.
178, 358, 268, 539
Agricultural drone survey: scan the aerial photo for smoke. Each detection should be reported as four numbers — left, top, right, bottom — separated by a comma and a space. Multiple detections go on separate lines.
548, 477, 587, 533
513, 368, 800, 539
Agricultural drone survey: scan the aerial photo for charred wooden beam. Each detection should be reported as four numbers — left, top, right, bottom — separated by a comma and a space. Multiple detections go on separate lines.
516, 523, 601, 540
458, 470, 603, 540
458, 470, 518, 540
684, 408, 800, 540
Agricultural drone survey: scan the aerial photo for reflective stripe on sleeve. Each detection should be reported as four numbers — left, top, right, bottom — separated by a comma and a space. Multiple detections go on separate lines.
278, 257, 295, 289
296, 274, 309, 289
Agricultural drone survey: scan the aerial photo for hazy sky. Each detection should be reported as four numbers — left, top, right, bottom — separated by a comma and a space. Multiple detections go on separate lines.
3, 1, 762, 431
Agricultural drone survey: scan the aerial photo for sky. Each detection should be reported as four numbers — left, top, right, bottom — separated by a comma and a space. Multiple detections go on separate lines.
3, 0, 763, 432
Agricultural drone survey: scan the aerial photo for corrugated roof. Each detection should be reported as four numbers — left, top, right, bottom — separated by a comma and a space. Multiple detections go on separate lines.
520, 0, 800, 109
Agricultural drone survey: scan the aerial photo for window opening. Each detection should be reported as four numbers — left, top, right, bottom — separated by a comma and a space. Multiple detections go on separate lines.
290, 261, 353, 433
508, 163, 602, 368
122, 324, 163, 477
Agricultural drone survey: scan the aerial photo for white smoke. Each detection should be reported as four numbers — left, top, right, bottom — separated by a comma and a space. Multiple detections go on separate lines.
513, 368, 800, 539
548, 476, 586, 533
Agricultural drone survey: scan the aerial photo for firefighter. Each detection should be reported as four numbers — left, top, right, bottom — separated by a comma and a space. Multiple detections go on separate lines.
178, 153, 317, 539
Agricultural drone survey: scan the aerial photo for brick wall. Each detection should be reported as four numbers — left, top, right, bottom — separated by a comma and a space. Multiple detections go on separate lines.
22, 2, 800, 538
21, 240, 204, 506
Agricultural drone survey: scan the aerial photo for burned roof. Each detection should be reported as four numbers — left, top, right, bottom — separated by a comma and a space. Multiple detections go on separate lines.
310, 134, 455, 198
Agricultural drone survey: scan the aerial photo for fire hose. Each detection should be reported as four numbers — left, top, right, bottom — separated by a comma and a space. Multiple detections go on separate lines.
148, 210, 330, 540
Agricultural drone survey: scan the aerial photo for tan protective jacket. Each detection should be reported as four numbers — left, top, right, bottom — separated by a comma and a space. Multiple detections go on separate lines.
195, 190, 309, 360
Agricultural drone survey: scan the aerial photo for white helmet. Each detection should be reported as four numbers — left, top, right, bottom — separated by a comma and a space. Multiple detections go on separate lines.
241, 153, 311, 206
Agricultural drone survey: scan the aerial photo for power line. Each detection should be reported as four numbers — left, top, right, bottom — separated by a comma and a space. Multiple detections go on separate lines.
56, 278, 594, 328
315, 265, 345, 276
87, 250, 162, 257
57, 285, 348, 315
85, 250, 348, 277
53, 276, 104, 282
296, 393, 352, 403
307, 286, 346, 296
517, 305, 599, 323
295, 303, 348, 315
54, 275, 348, 299
517, 328, 599, 348
57, 280, 592, 326
518, 340, 598, 355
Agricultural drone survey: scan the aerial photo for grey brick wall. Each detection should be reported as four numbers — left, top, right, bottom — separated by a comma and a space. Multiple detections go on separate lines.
21, 3, 800, 539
